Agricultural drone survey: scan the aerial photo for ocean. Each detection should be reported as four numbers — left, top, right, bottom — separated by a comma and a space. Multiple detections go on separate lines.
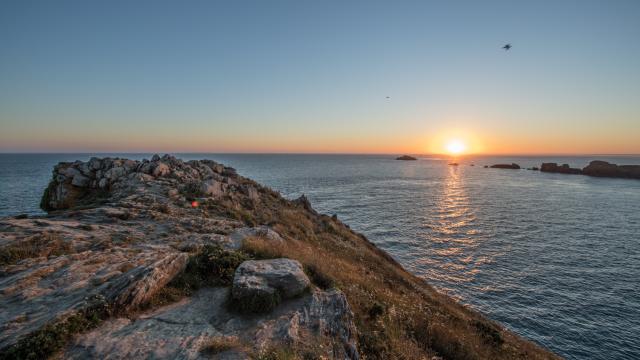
1, 153, 639, 359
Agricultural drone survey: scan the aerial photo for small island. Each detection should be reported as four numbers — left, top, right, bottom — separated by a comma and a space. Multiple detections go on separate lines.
490, 163, 521, 169
541, 161, 640, 179
395, 155, 417, 161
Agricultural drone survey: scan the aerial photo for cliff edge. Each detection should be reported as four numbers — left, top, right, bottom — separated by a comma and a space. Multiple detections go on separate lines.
1, 155, 558, 359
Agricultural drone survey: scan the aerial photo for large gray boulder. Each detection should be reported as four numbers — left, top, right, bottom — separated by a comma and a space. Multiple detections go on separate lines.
231, 259, 310, 313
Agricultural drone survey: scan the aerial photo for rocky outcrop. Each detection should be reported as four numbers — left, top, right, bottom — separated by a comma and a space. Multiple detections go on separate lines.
540, 163, 582, 175
231, 259, 310, 313
490, 163, 520, 169
0, 155, 359, 359
582, 160, 640, 179
64, 287, 358, 360
40, 154, 242, 211
395, 155, 417, 160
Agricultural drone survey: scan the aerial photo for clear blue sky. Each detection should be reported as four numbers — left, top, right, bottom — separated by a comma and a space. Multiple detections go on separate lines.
1, 0, 639, 154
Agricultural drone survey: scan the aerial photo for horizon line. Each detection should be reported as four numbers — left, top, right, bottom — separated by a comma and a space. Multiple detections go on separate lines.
1, 151, 639, 157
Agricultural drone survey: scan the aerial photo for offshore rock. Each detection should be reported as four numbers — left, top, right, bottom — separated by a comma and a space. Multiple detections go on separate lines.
395, 155, 417, 160
582, 160, 640, 179
540, 163, 582, 175
490, 163, 520, 169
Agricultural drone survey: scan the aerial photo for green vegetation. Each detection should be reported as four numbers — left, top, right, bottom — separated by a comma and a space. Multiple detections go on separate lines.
0, 296, 111, 360
148, 244, 248, 308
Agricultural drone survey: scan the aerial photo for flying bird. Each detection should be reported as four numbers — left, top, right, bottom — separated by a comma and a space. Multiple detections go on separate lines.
386, 96, 390, 99
502, 43, 512, 50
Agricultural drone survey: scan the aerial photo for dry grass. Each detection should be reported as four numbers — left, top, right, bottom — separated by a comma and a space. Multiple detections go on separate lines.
0, 232, 73, 266
200, 335, 242, 355
234, 191, 560, 360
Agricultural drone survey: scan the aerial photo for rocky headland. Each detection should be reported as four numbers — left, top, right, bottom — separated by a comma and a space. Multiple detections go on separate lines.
0, 155, 558, 359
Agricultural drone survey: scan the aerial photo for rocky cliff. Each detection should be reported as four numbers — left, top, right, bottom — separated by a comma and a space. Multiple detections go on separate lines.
0, 155, 559, 360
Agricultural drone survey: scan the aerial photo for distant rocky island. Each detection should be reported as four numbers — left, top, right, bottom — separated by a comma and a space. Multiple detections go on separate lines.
541, 160, 640, 179
485, 160, 639, 180
395, 155, 417, 160
490, 163, 521, 169
0, 155, 559, 359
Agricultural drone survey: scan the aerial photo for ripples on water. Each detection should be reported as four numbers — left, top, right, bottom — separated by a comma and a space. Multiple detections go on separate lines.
1, 153, 639, 359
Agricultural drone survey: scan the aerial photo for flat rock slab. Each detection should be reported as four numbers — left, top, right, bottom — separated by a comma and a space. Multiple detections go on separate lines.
64, 287, 358, 359
0, 243, 187, 350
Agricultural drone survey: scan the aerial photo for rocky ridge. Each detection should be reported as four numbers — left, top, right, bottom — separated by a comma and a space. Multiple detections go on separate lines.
1, 155, 357, 359
1, 155, 560, 360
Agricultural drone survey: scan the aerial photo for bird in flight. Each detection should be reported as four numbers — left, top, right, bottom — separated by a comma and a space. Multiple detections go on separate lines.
502, 43, 512, 50
386, 96, 390, 99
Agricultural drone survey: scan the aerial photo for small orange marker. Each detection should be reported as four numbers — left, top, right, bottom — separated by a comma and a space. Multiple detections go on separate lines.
191, 200, 199, 208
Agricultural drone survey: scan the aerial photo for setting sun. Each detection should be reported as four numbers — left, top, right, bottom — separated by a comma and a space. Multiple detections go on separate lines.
446, 140, 466, 155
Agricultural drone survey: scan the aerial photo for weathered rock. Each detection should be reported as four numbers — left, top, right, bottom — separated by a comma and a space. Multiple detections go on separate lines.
582, 160, 640, 179
152, 162, 171, 177
64, 287, 358, 360
71, 174, 91, 187
490, 163, 520, 169
200, 179, 225, 197
227, 226, 284, 250
232, 259, 310, 313
540, 163, 582, 175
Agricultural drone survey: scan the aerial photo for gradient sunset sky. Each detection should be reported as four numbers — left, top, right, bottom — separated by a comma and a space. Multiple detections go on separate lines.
1, 0, 639, 154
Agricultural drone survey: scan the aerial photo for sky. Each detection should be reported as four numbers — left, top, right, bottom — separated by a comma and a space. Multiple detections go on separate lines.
1, 0, 639, 154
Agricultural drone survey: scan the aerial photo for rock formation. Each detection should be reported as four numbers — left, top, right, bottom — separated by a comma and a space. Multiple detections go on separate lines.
540, 163, 582, 175
1, 155, 358, 359
490, 163, 521, 169
582, 160, 640, 179
395, 155, 417, 160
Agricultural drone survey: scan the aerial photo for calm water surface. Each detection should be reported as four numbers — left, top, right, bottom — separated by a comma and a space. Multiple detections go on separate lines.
1, 153, 639, 359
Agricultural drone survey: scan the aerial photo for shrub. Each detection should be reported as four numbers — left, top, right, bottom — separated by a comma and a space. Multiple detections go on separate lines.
304, 263, 335, 290
200, 336, 241, 355
164, 245, 248, 296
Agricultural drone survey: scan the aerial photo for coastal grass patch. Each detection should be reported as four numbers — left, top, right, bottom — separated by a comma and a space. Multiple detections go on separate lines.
0, 232, 73, 266
0, 296, 111, 360
147, 244, 249, 308
230, 192, 559, 360
200, 335, 242, 355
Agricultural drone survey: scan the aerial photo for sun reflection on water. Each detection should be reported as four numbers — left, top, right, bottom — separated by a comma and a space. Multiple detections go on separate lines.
420, 165, 495, 297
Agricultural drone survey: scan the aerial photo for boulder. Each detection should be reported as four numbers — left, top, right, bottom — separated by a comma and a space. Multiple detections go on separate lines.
582, 160, 640, 179
227, 226, 284, 250
200, 179, 226, 197
490, 163, 520, 169
152, 162, 170, 177
232, 259, 310, 313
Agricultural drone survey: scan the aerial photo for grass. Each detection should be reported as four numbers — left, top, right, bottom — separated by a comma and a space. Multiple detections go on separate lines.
200, 335, 242, 355
0, 295, 111, 360
146, 244, 249, 308
221, 181, 560, 360
0, 233, 73, 266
